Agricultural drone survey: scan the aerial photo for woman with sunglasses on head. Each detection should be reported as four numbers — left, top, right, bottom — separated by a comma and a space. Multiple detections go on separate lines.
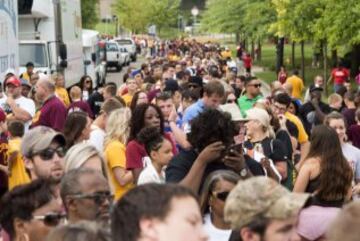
79, 75, 94, 101
199, 170, 240, 241
0, 179, 65, 241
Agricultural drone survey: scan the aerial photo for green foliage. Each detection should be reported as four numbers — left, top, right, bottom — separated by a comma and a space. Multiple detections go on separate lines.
113, 0, 181, 34
81, 0, 99, 29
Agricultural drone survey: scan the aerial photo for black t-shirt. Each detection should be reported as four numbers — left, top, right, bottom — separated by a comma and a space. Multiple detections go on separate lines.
276, 130, 293, 160
87, 91, 104, 117
299, 101, 331, 135
286, 120, 299, 139
165, 149, 264, 191
244, 137, 288, 164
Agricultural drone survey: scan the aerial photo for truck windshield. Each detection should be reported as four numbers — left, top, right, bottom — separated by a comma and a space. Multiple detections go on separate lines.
19, 44, 48, 67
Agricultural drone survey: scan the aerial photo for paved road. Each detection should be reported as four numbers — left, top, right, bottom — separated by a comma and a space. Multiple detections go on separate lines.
105, 57, 144, 87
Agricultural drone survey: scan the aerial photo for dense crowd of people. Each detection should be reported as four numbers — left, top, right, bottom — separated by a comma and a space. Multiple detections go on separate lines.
0, 38, 360, 241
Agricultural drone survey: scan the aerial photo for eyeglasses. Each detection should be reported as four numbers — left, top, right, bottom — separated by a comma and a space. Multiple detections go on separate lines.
273, 104, 287, 113
70, 191, 114, 206
212, 191, 230, 202
33, 213, 66, 226
32, 147, 66, 160
249, 83, 262, 88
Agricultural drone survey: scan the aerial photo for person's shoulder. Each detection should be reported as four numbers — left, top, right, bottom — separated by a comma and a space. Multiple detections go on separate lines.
169, 149, 197, 166
343, 143, 360, 154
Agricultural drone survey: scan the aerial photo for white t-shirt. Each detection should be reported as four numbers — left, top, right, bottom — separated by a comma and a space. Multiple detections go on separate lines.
342, 143, 360, 181
0, 96, 35, 131
137, 158, 165, 185
89, 125, 106, 152
203, 214, 232, 241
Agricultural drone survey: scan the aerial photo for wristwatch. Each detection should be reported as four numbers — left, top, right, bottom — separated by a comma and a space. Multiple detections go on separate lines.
239, 167, 248, 178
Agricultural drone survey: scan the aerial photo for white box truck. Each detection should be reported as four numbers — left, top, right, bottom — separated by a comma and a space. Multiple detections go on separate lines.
0, 0, 19, 81
18, 0, 84, 87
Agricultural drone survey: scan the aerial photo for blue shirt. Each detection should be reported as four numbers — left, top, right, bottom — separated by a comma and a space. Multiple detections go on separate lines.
182, 99, 206, 130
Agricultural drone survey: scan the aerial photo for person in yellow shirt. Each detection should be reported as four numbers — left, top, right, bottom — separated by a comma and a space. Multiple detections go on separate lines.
19, 62, 34, 82
104, 108, 134, 200
285, 70, 304, 100
6, 121, 30, 190
221, 47, 232, 60
53, 73, 71, 107
121, 78, 138, 107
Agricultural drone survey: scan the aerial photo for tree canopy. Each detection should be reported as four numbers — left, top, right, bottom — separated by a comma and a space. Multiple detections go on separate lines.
81, 0, 99, 29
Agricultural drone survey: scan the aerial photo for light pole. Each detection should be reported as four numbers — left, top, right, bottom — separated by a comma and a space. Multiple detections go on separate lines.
191, 6, 199, 35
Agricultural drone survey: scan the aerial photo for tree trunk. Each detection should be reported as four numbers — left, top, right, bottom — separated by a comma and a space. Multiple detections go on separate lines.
235, 32, 240, 44
331, 49, 338, 68
276, 37, 285, 73
323, 40, 328, 96
257, 40, 262, 61
251, 40, 255, 60
301, 40, 305, 81
350, 44, 360, 77
292, 41, 296, 69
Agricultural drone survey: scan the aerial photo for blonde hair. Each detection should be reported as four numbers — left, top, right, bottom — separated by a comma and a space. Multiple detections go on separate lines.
104, 108, 131, 147
64, 143, 105, 173
70, 86, 82, 100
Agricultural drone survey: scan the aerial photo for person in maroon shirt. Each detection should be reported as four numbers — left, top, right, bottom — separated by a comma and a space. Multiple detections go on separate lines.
31, 78, 67, 131
126, 103, 177, 182
68, 86, 94, 118
348, 109, 360, 149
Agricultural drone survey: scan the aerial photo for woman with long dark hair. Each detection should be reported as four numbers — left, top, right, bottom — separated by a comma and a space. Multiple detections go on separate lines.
63, 111, 92, 150
294, 125, 353, 202
79, 75, 94, 101
126, 103, 177, 182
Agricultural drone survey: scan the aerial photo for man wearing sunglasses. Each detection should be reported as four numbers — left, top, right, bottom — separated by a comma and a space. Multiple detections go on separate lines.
60, 168, 112, 225
237, 77, 263, 118
225, 176, 310, 241
21, 126, 66, 185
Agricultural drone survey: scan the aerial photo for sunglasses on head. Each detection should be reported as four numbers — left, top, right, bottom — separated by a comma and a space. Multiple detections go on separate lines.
70, 191, 114, 206
32, 147, 66, 160
33, 213, 66, 226
212, 191, 230, 202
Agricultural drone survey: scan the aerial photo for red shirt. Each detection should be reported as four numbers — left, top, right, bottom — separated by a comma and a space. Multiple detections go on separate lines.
126, 132, 177, 170
331, 68, 349, 85
243, 55, 252, 68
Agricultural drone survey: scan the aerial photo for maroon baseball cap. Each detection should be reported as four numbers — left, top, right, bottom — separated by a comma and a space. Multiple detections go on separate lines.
0, 109, 6, 122
6, 76, 21, 87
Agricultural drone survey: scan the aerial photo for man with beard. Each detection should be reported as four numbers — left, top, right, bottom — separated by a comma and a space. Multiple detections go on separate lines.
21, 126, 66, 193
60, 168, 112, 225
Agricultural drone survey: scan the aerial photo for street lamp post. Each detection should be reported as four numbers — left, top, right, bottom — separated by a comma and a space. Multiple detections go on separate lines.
191, 6, 199, 35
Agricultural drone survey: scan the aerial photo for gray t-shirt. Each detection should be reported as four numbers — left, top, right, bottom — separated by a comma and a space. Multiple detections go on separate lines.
342, 143, 360, 181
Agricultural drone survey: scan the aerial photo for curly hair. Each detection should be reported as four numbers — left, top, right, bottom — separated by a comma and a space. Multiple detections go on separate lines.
187, 109, 235, 151
129, 103, 165, 142
307, 125, 353, 201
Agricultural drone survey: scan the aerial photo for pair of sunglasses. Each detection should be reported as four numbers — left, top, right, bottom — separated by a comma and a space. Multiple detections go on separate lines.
33, 213, 66, 226
70, 191, 114, 206
212, 191, 230, 202
32, 147, 66, 160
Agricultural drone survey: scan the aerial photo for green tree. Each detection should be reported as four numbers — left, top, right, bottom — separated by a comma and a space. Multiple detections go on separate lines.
81, 0, 99, 29
113, 0, 180, 34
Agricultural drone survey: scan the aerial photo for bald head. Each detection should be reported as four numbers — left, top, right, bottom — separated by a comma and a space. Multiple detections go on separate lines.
35, 78, 56, 102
